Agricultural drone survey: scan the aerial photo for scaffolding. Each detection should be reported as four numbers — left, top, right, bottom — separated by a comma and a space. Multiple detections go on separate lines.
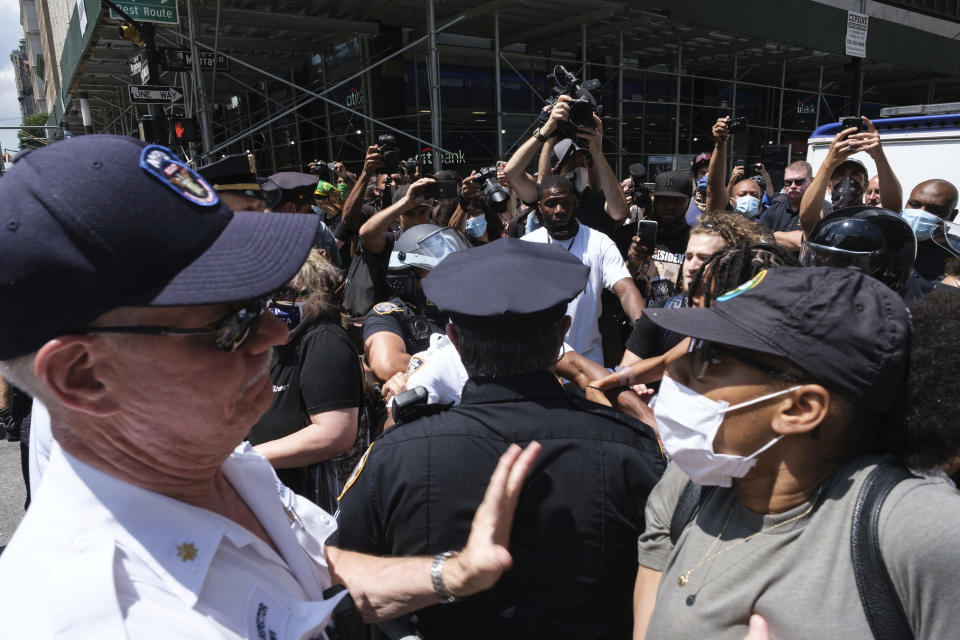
64, 1, 960, 178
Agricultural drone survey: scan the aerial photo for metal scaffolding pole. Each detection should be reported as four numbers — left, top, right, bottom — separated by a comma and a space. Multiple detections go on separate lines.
186, 0, 213, 153
581, 24, 587, 82
777, 60, 786, 145
730, 52, 738, 176
427, 0, 443, 171
494, 12, 503, 159
815, 65, 823, 128
674, 41, 682, 169
617, 29, 623, 178
321, 55, 334, 162
361, 35, 374, 148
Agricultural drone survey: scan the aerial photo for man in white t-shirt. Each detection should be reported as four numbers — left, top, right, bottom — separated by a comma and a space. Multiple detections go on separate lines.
523, 175, 644, 364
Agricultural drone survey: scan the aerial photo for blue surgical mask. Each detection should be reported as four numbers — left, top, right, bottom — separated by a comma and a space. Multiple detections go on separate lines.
696, 175, 708, 196
311, 205, 323, 215
901, 208, 941, 241
734, 195, 760, 217
465, 215, 488, 238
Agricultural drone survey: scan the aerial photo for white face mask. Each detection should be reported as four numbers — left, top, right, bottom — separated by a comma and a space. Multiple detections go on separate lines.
565, 167, 589, 193
654, 375, 801, 487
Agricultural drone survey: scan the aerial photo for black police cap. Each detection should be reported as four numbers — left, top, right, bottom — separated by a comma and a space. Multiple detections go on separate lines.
264, 172, 318, 204
422, 238, 589, 330
199, 153, 262, 196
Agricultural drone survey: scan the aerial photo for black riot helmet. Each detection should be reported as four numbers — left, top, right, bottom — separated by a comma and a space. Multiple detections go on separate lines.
386, 224, 471, 300
799, 206, 916, 291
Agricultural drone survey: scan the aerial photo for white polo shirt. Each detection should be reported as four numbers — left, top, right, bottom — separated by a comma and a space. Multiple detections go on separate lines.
0, 442, 346, 638
522, 224, 631, 364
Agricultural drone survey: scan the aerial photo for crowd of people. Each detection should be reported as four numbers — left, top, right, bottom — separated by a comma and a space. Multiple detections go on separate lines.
0, 87, 959, 640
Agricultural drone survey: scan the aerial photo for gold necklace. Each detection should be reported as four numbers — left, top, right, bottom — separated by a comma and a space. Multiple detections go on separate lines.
676, 492, 820, 587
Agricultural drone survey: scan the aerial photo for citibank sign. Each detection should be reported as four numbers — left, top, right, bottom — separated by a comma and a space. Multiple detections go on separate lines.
346, 87, 364, 107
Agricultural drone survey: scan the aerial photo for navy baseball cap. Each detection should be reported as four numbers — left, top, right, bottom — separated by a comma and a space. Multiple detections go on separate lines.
0, 135, 318, 359
423, 238, 588, 330
645, 266, 910, 411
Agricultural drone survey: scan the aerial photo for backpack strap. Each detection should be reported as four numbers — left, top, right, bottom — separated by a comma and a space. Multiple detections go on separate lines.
670, 480, 705, 545
851, 463, 916, 640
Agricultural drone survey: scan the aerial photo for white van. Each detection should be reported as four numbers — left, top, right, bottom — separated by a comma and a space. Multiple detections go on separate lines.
806, 111, 960, 218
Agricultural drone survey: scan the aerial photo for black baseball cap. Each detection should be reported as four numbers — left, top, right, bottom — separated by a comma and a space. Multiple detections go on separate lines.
0, 135, 318, 359
645, 266, 910, 411
654, 171, 694, 199
423, 238, 588, 330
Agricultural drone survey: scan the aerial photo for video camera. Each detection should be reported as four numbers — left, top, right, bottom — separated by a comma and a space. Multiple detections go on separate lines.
627, 163, 651, 209
377, 134, 401, 175
537, 65, 603, 152
475, 165, 509, 213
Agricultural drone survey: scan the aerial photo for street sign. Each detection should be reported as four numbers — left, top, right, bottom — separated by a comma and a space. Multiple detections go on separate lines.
160, 47, 231, 72
128, 85, 184, 105
109, 0, 179, 25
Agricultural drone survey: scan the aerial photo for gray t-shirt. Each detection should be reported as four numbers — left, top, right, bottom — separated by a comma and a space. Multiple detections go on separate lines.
638, 457, 960, 639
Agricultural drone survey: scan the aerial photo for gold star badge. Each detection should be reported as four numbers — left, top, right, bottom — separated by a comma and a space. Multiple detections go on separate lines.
176, 542, 198, 562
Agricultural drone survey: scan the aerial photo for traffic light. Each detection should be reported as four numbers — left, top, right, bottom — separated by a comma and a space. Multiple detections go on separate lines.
118, 23, 144, 46
168, 117, 199, 144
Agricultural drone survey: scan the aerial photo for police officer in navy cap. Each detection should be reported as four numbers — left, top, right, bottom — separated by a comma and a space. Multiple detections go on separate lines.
198, 152, 266, 212
264, 171, 319, 213
266, 171, 341, 264
331, 238, 666, 640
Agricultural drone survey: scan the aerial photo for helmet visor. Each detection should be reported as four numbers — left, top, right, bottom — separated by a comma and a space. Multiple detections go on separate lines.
389, 227, 471, 270
799, 240, 878, 272
931, 219, 960, 257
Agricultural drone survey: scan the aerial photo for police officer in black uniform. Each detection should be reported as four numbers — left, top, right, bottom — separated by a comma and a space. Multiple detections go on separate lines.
362, 223, 470, 382
332, 238, 666, 639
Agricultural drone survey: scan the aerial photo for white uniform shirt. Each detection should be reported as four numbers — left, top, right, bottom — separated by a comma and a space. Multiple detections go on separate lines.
0, 442, 346, 638
522, 225, 631, 364
404, 334, 468, 405
398, 335, 578, 407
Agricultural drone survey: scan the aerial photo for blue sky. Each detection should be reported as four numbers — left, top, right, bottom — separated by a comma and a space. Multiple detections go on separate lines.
0, 0, 31, 154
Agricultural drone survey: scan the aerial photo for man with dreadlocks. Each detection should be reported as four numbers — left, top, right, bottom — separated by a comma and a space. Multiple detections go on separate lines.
620, 212, 775, 368
586, 242, 796, 404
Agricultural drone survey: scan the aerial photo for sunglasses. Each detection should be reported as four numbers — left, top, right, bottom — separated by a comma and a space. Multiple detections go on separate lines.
784, 179, 809, 186
76, 298, 268, 352
689, 338, 807, 383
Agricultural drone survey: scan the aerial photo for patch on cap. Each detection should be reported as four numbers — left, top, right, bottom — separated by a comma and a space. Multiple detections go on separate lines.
716, 269, 767, 302
140, 145, 219, 207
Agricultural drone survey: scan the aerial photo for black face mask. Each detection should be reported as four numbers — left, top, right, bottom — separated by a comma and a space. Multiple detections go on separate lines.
540, 209, 579, 239
832, 177, 864, 208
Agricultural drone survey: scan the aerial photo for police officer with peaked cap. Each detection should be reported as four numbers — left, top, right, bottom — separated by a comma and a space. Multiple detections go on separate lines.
0, 135, 543, 638
266, 171, 343, 264
331, 238, 666, 640
265, 171, 320, 213
198, 152, 266, 212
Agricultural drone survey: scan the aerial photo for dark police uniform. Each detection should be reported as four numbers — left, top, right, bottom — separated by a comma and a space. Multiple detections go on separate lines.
332, 239, 667, 639
361, 297, 446, 355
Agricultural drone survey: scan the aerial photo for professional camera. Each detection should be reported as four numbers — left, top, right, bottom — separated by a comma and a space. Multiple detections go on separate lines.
537, 65, 602, 150
475, 165, 509, 213
399, 157, 419, 177
627, 163, 651, 209
307, 159, 333, 181
377, 134, 401, 174
727, 116, 747, 134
